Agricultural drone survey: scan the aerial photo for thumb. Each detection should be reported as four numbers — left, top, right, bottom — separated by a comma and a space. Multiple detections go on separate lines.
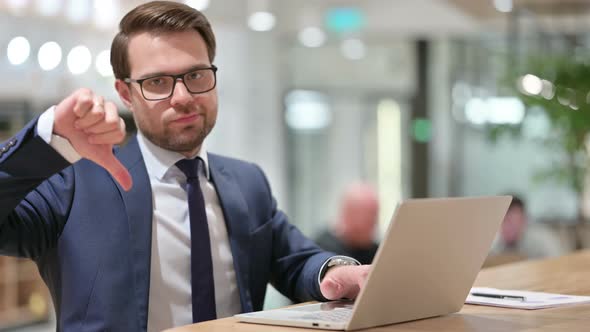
95, 152, 133, 191
320, 277, 345, 300
320, 265, 369, 300
57, 93, 78, 118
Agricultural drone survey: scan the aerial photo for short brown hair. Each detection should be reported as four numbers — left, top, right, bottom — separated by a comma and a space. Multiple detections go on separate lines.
110, 1, 216, 79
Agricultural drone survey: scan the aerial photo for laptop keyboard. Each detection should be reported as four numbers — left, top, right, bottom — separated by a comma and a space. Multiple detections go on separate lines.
299, 309, 352, 322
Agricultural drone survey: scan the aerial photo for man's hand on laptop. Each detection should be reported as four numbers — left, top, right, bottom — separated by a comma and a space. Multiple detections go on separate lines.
320, 265, 371, 300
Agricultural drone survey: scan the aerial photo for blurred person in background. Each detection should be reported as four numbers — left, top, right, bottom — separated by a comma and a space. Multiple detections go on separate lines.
315, 183, 380, 264
489, 194, 565, 260
0, 1, 371, 331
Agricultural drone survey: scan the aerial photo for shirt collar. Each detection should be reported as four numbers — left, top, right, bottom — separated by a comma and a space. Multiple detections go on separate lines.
136, 131, 210, 181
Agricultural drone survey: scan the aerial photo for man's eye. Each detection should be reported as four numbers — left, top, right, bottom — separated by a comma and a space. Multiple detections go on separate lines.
187, 72, 202, 80
148, 78, 165, 86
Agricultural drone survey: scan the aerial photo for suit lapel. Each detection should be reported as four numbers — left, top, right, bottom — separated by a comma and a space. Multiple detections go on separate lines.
112, 144, 254, 323
115, 136, 153, 330
208, 154, 253, 312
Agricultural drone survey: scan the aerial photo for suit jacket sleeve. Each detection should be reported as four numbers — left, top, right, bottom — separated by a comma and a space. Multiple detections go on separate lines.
0, 118, 74, 259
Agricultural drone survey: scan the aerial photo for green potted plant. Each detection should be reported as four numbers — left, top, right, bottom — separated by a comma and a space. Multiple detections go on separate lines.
487, 56, 590, 247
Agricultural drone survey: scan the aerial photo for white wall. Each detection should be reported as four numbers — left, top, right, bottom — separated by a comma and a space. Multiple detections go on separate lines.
459, 129, 578, 222
208, 23, 287, 209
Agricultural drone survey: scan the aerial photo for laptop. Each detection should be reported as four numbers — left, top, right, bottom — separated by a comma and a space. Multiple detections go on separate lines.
235, 196, 511, 330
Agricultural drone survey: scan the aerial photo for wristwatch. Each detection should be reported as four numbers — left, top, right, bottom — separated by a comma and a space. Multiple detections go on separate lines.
319, 255, 361, 282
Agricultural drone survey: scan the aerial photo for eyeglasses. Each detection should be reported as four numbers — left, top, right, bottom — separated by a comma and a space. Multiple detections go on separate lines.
124, 65, 218, 101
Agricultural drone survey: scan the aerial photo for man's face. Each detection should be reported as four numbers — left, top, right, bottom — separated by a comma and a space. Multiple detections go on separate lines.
116, 29, 217, 156
340, 199, 378, 247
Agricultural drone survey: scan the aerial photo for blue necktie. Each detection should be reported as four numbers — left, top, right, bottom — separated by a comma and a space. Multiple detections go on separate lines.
175, 158, 217, 322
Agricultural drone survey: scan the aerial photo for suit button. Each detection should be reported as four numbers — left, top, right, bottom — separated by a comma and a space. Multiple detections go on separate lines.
0, 147, 7, 153
8, 139, 16, 147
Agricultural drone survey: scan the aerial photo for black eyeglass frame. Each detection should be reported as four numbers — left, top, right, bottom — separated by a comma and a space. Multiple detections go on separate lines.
124, 65, 218, 101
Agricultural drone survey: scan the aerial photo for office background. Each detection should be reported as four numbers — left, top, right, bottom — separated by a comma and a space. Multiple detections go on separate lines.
0, 0, 589, 330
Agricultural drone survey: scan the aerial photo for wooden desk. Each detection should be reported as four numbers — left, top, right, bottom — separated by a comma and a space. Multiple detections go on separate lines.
166, 250, 590, 331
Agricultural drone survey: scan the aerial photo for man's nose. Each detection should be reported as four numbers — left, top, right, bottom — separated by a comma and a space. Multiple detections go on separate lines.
170, 79, 192, 106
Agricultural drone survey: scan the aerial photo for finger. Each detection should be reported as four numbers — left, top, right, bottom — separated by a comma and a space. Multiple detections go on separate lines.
93, 95, 104, 107
74, 101, 106, 130
83, 102, 121, 134
88, 127, 126, 145
97, 153, 133, 191
73, 90, 94, 118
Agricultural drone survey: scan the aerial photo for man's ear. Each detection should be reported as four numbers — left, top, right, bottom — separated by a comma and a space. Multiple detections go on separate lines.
115, 79, 134, 112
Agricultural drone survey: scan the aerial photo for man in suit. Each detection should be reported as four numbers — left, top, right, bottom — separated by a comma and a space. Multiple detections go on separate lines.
0, 1, 370, 331
315, 183, 380, 265
489, 195, 565, 260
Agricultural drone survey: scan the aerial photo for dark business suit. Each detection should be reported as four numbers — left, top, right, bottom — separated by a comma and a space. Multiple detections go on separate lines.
0, 119, 332, 331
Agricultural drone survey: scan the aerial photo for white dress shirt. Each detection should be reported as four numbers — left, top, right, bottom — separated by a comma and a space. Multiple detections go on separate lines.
37, 108, 242, 332
138, 132, 241, 332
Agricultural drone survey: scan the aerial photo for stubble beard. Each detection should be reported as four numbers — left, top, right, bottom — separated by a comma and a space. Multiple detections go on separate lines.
143, 122, 212, 155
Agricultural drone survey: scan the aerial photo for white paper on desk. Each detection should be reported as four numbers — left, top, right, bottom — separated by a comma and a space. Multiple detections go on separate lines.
466, 287, 590, 310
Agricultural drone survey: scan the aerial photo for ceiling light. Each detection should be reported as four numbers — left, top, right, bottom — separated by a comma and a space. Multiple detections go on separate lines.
95, 50, 113, 77
519, 74, 543, 95
285, 90, 331, 131
7, 36, 31, 65
540, 80, 555, 100
298, 27, 326, 48
465, 97, 525, 125
38, 41, 62, 71
248, 11, 276, 32
67, 45, 92, 75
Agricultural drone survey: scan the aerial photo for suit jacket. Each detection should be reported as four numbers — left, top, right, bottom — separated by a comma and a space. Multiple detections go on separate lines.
0, 119, 332, 331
